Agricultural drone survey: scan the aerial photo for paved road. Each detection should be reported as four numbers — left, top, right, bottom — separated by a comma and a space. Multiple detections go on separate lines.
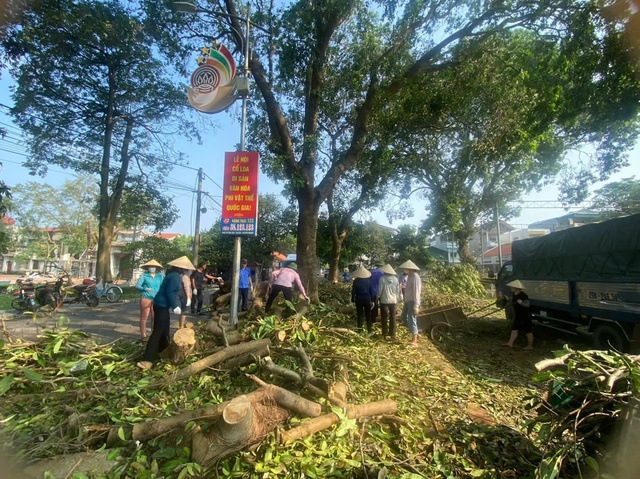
1, 300, 148, 343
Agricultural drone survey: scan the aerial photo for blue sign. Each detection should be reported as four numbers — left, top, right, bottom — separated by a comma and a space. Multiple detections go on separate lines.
220, 217, 257, 236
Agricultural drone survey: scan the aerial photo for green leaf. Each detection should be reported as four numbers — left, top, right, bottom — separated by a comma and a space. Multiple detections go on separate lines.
0, 374, 14, 396
117, 427, 126, 441
23, 369, 44, 382
53, 338, 64, 354
585, 456, 599, 472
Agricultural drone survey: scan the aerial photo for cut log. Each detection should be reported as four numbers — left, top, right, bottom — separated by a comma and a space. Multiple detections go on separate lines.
191, 395, 254, 465
159, 328, 196, 364
329, 381, 348, 404
219, 344, 270, 370
246, 374, 322, 418
131, 389, 267, 442
326, 327, 360, 336
275, 330, 287, 342
215, 293, 231, 308
280, 398, 397, 443
301, 321, 311, 332
164, 339, 272, 384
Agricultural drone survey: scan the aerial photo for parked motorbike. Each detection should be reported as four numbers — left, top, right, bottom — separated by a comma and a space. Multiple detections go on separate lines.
53, 274, 100, 308
11, 279, 57, 312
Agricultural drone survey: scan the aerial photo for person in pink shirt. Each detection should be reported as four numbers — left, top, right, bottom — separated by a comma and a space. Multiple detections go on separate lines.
265, 262, 309, 313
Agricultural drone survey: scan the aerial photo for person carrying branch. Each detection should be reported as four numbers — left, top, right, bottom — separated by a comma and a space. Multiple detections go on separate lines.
137, 256, 195, 370
264, 262, 309, 313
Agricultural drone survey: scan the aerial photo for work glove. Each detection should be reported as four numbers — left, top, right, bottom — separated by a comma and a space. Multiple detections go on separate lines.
146, 288, 154, 293
186, 298, 191, 307
304, 295, 310, 302
413, 307, 419, 316
192, 288, 197, 295
172, 306, 182, 315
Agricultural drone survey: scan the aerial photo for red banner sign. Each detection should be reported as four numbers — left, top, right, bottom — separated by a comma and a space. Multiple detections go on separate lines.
220, 151, 259, 236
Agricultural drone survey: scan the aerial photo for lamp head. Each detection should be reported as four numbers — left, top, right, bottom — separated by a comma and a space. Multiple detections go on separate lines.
174, 1, 197, 14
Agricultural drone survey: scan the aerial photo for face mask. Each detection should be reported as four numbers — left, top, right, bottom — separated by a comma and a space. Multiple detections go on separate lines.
148, 267, 156, 273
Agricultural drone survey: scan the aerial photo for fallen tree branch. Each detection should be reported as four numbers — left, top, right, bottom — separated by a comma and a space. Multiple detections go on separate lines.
280, 398, 397, 443
163, 339, 271, 384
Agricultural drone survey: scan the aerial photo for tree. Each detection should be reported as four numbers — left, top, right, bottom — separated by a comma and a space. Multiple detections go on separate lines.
390, 25, 639, 263
2, 0, 197, 281
122, 235, 192, 273
592, 177, 640, 218
146, 0, 640, 298
10, 176, 100, 258
389, 225, 433, 270
199, 193, 297, 274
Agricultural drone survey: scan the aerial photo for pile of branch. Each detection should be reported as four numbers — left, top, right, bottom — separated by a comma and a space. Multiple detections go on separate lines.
532, 348, 640, 477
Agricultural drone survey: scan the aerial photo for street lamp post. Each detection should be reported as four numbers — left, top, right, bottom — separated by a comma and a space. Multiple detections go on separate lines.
174, 1, 255, 326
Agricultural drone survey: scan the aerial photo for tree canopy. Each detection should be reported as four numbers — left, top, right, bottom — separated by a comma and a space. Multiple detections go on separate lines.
143, 0, 640, 296
592, 177, 640, 218
1, 0, 197, 280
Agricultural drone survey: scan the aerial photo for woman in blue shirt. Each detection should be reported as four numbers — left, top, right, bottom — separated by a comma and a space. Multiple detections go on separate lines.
135, 259, 164, 341
137, 256, 195, 370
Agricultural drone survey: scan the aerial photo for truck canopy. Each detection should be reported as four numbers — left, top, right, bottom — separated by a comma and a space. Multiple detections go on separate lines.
511, 213, 640, 280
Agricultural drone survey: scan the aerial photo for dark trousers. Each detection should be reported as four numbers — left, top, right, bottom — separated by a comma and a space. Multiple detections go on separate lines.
380, 303, 397, 338
191, 289, 204, 313
239, 288, 249, 311
265, 285, 292, 312
371, 295, 380, 322
355, 296, 372, 332
143, 304, 171, 362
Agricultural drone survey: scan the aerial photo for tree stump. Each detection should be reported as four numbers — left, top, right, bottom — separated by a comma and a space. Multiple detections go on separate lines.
159, 328, 196, 364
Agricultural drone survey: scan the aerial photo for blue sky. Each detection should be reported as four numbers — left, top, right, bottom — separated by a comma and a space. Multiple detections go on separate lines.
1, 72, 638, 236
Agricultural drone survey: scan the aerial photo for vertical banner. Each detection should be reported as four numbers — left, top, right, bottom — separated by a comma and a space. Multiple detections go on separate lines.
220, 151, 259, 236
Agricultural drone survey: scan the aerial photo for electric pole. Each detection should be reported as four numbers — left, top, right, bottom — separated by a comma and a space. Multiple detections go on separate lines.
193, 167, 203, 266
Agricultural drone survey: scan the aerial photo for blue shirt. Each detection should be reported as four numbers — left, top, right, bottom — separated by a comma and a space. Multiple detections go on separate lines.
153, 270, 182, 309
136, 271, 164, 300
351, 277, 373, 302
370, 268, 384, 296
239, 267, 252, 288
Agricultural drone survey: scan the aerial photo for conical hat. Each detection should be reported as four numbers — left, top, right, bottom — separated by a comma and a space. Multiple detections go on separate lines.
168, 256, 196, 270
141, 259, 163, 269
380, 264, 396, 275
507, 279, 525, 290
351, 266, 371, 279
398, 260, 420, 271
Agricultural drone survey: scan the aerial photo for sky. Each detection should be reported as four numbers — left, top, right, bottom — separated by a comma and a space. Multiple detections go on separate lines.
1, 72, 638, 237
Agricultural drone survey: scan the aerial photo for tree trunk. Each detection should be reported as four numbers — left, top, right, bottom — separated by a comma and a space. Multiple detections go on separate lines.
296, 195, 320, 301
328, 222, 347, 283
455, 229, 476, 266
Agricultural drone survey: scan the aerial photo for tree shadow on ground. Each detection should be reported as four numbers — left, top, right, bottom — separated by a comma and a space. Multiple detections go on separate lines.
425, 314, 594, 389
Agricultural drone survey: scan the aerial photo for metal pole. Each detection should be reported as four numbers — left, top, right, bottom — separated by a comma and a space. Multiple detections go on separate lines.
230, 5, 251, 326
193, 167, 203, 266
495, 203, 503, 268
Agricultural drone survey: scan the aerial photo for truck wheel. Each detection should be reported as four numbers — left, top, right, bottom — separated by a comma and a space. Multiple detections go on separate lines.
593, 324, 628, 352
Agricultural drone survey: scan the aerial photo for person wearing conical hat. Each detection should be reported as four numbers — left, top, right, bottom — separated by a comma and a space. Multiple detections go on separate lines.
351, 265, 374, 334
378, 264, 400, 340
504, 280, 534, 350
370, 260, 386, 322
135, 260, 164, 342
137, 256, 195, 370
399, 260, 422, 347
